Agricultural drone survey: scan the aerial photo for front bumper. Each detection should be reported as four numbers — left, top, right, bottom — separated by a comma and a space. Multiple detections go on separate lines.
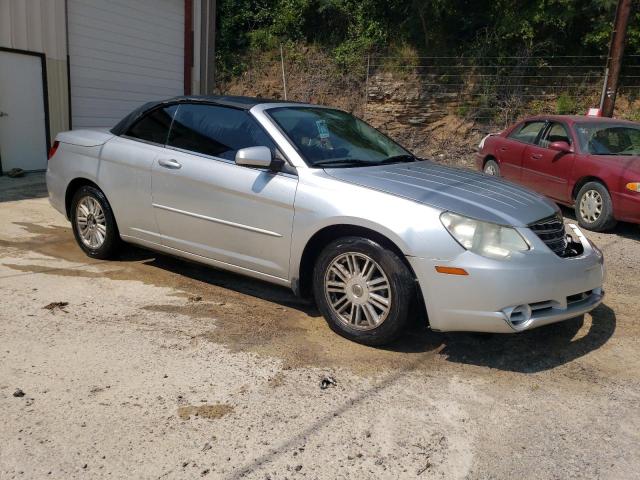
409, 224, 605, 333
613, 191, 640, 224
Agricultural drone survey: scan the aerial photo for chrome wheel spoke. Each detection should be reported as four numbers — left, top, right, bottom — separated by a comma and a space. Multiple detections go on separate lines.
324, 251, 392, 331
326, 280, 346, 293
362, 303, 377, 326
350, 304, 361, 325
361, 258, 373, 280
332, 295, 350, 312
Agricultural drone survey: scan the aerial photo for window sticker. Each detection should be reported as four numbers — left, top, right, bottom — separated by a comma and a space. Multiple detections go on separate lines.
315, 120, 330, 139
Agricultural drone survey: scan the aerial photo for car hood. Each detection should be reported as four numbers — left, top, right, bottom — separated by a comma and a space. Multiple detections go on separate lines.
324, 161, 559, 227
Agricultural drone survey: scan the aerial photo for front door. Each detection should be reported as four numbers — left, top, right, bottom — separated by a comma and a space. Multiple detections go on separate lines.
521, 122, 575, 202
0, 50, 48, 173
151, 103, 298, 280
498, 120, 547, 182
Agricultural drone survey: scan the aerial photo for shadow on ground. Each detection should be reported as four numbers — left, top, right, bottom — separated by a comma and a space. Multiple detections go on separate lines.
0, 220, 616, 375
141, 247, 616, 375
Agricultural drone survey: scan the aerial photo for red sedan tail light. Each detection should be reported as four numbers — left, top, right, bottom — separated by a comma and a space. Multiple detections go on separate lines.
48, 141, 59, 160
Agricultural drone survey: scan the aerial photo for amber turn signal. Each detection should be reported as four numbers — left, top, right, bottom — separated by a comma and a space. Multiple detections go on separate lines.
626, 182, 640, 192
435, 266, 469, 275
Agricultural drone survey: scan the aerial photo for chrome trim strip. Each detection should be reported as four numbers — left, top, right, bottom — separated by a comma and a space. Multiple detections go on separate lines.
151, 203, 283, 238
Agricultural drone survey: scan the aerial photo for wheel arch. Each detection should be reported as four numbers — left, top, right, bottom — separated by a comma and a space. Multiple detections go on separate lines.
295, 224, 417, 299
64, 178, 102, 219
482, 154, 498, 168
572, 176, 609, 202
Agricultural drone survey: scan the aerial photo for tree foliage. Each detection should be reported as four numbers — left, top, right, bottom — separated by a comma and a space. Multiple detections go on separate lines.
216, 0, 640, 74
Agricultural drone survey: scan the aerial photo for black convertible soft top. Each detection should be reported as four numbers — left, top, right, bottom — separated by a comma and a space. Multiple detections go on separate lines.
110, 95, 292, 135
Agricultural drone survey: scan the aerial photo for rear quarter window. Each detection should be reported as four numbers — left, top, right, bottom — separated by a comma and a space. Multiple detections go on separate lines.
125, 106, 177, 145
508, 121, 546, 145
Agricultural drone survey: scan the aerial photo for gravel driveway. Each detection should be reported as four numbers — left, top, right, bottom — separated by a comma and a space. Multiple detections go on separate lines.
1, 175, 639, 479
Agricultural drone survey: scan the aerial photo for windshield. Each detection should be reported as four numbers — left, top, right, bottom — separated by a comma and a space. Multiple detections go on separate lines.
575, 122, 640, 156
267, 107, 413, 167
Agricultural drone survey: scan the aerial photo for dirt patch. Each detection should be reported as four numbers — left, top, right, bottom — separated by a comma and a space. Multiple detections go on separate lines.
177, 403, 234, 420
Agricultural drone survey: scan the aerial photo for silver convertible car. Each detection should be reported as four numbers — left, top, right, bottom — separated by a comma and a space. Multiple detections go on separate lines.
46, 96, 605, 345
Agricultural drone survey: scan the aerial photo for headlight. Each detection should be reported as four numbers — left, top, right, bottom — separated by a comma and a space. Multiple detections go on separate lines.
440, 212, 529, 259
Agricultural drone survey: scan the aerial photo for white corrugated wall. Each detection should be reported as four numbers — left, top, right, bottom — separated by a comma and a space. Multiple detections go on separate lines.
67, 0, 185, 128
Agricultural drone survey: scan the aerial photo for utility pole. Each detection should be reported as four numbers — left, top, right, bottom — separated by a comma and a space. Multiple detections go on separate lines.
602, 0, 632, 117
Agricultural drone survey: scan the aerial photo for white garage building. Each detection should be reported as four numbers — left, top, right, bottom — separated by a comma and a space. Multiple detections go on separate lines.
0, 0, 216, 174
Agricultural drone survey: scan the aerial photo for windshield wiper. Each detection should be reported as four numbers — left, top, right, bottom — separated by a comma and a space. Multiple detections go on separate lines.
313, 158, 373, 167
379, 154, 418, 164
314, 154, 418, 168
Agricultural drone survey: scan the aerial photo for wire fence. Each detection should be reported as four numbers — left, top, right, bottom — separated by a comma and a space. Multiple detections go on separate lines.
217, 49, 640, 130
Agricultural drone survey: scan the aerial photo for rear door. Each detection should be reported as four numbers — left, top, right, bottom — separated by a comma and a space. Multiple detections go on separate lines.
99, 105, 177, 244
522, 121, 575, 202
151, 103, 298, 280
497, 120, 547, 181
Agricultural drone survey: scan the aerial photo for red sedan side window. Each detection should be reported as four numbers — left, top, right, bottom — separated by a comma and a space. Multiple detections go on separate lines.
540, 122, 571, 148
508, 121, 546, 145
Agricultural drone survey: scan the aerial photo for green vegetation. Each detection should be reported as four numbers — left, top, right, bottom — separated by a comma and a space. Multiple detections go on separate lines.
216, 0, 640, 75
556, 92, 578, 115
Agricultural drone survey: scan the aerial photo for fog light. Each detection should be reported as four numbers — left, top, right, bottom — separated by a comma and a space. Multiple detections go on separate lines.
503, 304, 533, 330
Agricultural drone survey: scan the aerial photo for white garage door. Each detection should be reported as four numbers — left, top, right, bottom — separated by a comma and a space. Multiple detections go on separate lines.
67, 0, 184, 129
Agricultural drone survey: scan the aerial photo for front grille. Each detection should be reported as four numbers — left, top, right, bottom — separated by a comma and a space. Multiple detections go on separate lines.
529, 214, 568, 256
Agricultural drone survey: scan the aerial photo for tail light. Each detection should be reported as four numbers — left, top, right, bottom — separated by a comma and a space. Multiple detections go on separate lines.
48, 141, 59, 160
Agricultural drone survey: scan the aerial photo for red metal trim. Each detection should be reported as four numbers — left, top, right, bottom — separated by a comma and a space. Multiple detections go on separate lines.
184, 0, 193, 95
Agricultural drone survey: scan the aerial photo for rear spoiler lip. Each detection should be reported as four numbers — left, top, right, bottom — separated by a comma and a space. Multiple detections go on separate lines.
56, 128, 114, 148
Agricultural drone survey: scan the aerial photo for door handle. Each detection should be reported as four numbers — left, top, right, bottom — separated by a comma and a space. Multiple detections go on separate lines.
158, 158, 182, 169
531, 154, 543, 160
0, 111, 8, 118
499, 146, 508, 151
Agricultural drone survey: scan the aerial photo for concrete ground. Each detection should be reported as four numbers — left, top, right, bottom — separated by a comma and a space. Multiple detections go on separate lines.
1, 173, 639, 479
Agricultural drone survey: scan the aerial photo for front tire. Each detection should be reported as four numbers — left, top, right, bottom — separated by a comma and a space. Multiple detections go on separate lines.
483, 159, 500, 176
575, 182, 617, 232
312, 236, 415, 346
71, 185, 120, 259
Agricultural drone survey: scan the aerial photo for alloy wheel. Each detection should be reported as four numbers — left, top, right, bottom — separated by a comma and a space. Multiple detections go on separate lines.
324, 252, 392, 331
484, 163, 498, 176
579, 189, 603, 223
75, 196, 107, 249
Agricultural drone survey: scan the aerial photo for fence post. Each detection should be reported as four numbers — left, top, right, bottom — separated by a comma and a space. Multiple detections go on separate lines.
363, 54, 370, 118
280, 44, 288, 101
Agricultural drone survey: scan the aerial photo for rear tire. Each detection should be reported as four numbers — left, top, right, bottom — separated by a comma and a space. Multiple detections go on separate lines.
312, 236, 415, 346
483, 159, 500, 176
71, 185, 120, 259
575, 182, 617, 232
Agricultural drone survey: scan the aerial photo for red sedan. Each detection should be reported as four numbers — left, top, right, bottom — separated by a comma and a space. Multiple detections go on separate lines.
476, 115, 640, 231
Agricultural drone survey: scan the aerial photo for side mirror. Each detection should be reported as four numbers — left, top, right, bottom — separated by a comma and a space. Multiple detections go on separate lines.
548, 141, 572, 153
235, 146, 273, 168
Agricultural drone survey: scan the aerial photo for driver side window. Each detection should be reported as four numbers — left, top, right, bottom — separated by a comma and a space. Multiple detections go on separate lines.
540, 122, 571, 149
167, 104, 277, 161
